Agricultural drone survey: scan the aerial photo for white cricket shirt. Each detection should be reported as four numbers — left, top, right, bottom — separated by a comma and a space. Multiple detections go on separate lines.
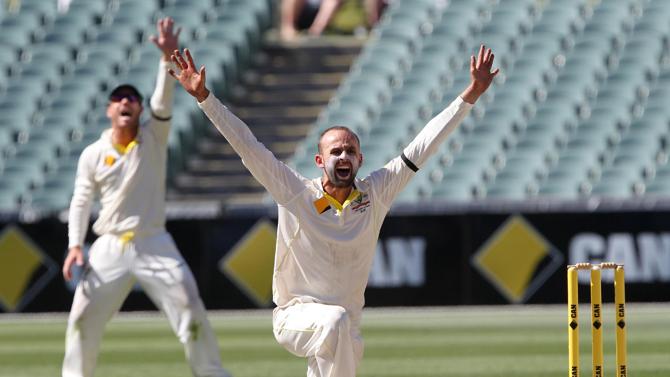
199, 94, 472, 327
68, 60, 175, 248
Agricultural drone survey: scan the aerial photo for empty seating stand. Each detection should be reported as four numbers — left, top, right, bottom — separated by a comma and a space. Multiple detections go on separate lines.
292, 0, 670, 204
0, 0, 272, 213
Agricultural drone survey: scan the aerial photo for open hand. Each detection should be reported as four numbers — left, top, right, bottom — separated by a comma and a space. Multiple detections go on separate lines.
461, 45, 500, 104
150, 17, 181, 61
169, 48, 210, 102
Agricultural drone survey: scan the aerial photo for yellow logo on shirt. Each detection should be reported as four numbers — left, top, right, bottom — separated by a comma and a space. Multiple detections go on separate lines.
104, 155, 116, 166
351, 192, 370, 213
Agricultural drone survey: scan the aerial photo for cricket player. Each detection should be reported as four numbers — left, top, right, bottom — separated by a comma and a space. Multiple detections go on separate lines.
61, 18, 231, 377
169, 45, 498, 376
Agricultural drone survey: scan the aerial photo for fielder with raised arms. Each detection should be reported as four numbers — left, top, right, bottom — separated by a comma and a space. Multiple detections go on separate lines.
61, 18, 231, 377
170, 44, 498, 376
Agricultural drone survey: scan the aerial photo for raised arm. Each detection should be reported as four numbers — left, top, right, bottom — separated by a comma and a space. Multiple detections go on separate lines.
147, 17, 179, 143
370, 45, 499, 205
460, 44, 499, 104
405, 45, 498, 167
169, 49, 307, 205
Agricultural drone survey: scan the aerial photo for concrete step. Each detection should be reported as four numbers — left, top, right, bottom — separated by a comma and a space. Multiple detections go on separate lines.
175, 174, 265, 191
204, 123, 313, 138
233, 89, 334, 106
244, 71, 345, 87
172, 34, 364, 202
198, 139, 299, 157
167, 192, 267, 206
233, 104, 324, 119
265, 54, 356, 73
186, 158, 247, 175
229, 114, 317, 126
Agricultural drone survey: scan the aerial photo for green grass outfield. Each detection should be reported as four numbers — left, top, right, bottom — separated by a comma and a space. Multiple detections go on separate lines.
0, 304, 668, 376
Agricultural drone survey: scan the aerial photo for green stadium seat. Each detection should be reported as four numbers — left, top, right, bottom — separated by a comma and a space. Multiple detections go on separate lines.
92, 27, 140, 45
158, 5, 205, 27
0, 10, 41, 29
0, 24, 33, 47
16, 0, 57, 16
112, 0, 158, 18
52, 12, 94, 34
485, 183, 528, 200
38, 29, 85, 47
0, 189, 19, 211
226, 0, 273, 30
430, 183, 475, 201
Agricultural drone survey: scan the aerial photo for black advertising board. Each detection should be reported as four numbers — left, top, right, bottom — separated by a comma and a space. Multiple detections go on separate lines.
1, 209, 668, 313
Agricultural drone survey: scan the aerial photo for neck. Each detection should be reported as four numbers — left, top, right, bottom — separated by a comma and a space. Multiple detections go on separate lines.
322, 179, 353, 204
111, 126, 138, 147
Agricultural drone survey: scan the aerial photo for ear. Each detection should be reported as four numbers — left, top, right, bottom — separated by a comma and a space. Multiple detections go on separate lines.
315, 153, 325, 168
359, 153, 363, 167
106, 104, 113, 119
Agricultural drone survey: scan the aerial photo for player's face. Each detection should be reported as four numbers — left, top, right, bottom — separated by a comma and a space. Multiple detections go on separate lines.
106, 92, 143, 129
316, 129, 363, 188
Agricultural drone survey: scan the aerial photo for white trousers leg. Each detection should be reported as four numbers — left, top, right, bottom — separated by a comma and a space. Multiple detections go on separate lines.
62, 235, 135, 377
273, 303, 363, 377
62, 233, 230, 377
133, 233, 228, 377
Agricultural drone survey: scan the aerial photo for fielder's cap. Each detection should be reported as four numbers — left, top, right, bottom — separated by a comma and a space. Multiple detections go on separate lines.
109, 84, 143, 102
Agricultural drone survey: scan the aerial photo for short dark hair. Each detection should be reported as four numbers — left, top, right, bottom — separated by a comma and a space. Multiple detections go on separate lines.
317, 126, 361, 153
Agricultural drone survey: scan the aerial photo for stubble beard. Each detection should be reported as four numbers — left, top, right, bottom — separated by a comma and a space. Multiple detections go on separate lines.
325, 158, 358, 188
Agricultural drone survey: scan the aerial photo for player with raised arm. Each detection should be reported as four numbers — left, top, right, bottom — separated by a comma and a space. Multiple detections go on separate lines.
61, 18, 231, 377
170, 45, 498, 376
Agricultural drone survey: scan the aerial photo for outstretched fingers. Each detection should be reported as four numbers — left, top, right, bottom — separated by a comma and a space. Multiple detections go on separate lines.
172, 49, 188, 70
476, 44, 485, 68
185, 48, 196, 70
167, 67, 179, 80
199, 65, 206, 84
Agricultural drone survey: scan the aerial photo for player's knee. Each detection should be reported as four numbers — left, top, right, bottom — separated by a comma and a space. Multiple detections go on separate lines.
323, 306, 349, 331
320, 306, 350, 348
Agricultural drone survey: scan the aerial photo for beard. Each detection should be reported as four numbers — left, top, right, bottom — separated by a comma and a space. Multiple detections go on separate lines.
325, 157, 359, 188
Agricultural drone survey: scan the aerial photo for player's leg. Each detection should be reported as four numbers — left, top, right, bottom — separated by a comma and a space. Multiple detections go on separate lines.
133, 232, 230, 377
62, 235, 135, 377
273, 303, 362, 376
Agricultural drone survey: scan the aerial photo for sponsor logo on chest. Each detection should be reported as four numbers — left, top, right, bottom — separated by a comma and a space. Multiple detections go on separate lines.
351, 192, 370, 213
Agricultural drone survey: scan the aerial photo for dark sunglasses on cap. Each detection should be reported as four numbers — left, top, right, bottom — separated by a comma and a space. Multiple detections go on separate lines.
109, 93, 141, 103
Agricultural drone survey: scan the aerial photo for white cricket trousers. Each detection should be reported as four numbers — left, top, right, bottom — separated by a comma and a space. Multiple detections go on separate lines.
62, 232, 229, 377
273, 303, 364, 377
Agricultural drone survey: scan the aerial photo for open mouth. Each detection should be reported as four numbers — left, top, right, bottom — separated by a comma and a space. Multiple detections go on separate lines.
335, 166, 351, 179
120, 110, 132, 120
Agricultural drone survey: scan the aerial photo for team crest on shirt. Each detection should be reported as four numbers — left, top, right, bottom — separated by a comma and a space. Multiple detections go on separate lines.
351, 192, 370, 213
104, 155, 116, 166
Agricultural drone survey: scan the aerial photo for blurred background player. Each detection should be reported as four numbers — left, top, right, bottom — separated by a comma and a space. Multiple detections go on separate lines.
61, 17, 231, 377
280, 0, 388, 41
168, 44, 498, 376
280, 0, 343, 41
